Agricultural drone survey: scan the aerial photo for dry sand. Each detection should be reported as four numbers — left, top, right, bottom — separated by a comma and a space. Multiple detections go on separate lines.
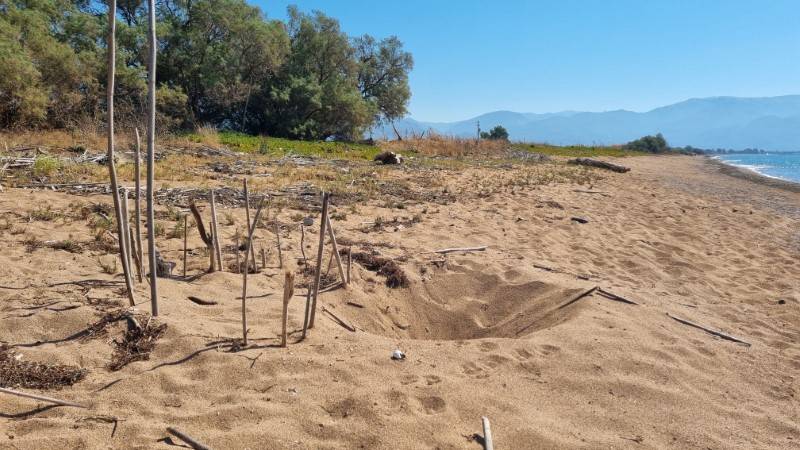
1, 155, 798, 449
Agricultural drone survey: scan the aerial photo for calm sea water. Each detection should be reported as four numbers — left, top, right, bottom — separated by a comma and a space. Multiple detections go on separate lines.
716, 153, 800, 183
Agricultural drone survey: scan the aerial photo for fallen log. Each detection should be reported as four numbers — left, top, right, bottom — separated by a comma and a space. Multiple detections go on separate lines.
666, 313, 751, 346
569, 158, 630, 173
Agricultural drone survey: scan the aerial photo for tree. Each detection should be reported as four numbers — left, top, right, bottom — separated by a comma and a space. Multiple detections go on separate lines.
480, 125, 509, 140
624, 133, 669, 153
355, 34, 413, 126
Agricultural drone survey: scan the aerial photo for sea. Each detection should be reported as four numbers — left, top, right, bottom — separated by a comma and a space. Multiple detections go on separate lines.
715, 153, 800, 184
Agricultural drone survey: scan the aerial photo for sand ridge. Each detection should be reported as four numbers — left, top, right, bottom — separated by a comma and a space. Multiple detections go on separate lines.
1, 155, 799, 449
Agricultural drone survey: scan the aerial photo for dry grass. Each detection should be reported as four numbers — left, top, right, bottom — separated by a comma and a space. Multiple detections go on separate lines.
380, 132, 510, 157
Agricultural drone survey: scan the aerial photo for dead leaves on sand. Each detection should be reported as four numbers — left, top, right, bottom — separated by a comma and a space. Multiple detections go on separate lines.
0, 345, 87, 389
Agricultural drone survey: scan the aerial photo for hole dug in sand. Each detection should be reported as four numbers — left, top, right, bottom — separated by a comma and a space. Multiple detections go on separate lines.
359, 267, 591, 340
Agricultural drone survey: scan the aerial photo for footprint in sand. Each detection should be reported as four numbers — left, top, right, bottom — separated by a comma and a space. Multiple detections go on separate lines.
424, 375, 442, 385
417, 395, 447, 414
479, 341, 500, 352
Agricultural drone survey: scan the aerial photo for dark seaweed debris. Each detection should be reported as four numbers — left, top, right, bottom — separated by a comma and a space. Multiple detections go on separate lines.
0, 345, 87, 389
351, 251, 408, 288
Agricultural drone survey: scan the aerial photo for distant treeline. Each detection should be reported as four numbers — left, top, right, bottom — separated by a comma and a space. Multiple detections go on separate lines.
0, 1, 413, 140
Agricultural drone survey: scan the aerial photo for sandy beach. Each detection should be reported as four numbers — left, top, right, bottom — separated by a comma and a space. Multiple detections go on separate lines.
1, 154, 799, 449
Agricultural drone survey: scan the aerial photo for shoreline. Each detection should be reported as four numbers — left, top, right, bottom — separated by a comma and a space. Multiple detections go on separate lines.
703, 155, 800, 193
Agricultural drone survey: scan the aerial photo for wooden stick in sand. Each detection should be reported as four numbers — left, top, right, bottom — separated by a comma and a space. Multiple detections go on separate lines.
166, 427, 210, 450
666, 313, 751, 346
209, 190, 223, 271
481, 416, 494, 450
302, 287, 312, 339
242, 178, 256, 271
275, 220, 283, 268
308, 192, 330, 329
281, 271, 295, 347
235, 235, 241, 273
145, 0, 158, 315
105, 0, 135, 308
133, 128, 143, 282
260, 246, 266, 271
120, 188, 133, 276
129, 226, 143, 282
182, 214, 188, 277
346, 247, 352, 284
325, 213, 347, 287
433, 246, 487, 254
0, 386, 86, 409
241, 196, 266, 345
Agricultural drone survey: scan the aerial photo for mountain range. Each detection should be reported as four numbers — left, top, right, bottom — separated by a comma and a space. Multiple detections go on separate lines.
377, 95, 800, 151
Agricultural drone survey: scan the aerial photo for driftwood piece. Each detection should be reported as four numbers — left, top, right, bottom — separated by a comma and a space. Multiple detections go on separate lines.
321, 306, 356, 332
281, 271, 295, 347
308, 192, 330, 329
166, 427, 210, 450
596, 288, 639, 305
482, 416, 494, 450
209, 191, 223, 271
666, 313, 751, 346
433, 246, 487, 254
557, 286, 598, 310
0, 386, 86, 409
325, 214, 347, 287
189, 201, 215, 272
187, 296, 217, 306
569, 158, 630, 173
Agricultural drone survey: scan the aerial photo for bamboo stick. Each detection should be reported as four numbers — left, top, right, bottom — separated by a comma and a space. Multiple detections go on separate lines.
241, 197, 266, 345
182, 214, 188, 277
325, 213, 346, 287
105, 0, 136, 308
133, 128, 143, 282
281, 271, 295, 347
0, 386, 86, 409
209, 190, 223, 271
482, 416, 494, 450
433, 246, 487, 254
260, 246, 266, 271
145, 0, 158, 316
166, 427, 210, 450
308, 192, 329, 329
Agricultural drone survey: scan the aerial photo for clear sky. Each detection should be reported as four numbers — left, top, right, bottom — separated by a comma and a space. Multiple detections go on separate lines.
254, 0, 800, 122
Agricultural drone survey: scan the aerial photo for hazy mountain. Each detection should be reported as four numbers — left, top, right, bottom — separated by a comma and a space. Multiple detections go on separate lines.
374, 95, 800, 151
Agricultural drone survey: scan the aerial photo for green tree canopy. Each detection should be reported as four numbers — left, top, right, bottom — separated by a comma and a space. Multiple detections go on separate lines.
0, 2, 414, 140
481, 125, 509, 140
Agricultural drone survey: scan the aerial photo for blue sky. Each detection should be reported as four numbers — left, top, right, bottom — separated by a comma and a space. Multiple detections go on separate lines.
254, 0, 800, 122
